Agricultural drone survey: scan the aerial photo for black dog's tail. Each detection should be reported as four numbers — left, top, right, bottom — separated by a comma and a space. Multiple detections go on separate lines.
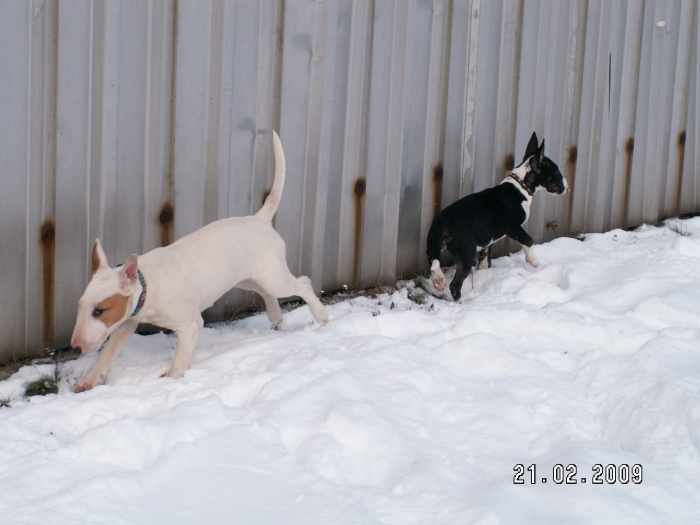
426, 214, 449, 264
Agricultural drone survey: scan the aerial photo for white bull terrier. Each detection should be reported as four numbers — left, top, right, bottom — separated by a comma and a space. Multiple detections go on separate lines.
71, 131, 328, 392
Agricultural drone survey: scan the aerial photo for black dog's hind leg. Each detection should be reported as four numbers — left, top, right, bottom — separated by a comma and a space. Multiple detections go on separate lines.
449, 244, 477, 301
450, 260, 468, 301
426, 216, 449, 265
427, 216, 450, 291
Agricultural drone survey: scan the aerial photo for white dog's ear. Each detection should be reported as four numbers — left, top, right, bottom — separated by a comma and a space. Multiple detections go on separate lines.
119, 254, 139, 294
92, 239, 109, 276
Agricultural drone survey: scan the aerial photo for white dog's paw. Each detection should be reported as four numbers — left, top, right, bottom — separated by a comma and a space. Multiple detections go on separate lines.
315, 308, 329, 326
75, 375, 101, 393
166, 368, 186, 379
74, 381, 91, 393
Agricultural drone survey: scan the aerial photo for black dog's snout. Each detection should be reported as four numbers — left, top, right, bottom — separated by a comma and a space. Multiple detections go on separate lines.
549, 174, 568, 195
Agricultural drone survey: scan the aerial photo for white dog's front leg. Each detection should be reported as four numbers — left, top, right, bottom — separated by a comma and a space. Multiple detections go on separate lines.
168, 316, 203, 379
75, 320, 138, 392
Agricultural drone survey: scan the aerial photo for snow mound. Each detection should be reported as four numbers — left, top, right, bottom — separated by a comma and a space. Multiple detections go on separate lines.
2, 219, 700, 524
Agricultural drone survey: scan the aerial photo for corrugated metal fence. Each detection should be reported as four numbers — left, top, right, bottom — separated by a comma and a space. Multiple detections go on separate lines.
1, 0, 698, 362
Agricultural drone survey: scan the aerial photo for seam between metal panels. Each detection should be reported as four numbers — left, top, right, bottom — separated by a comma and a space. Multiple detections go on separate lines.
25, 4, 34, 352
86, 1, 94, 239
275, 0, 285, 133
143, 0, 153, 250
166, 0, 178, 243
354, 0, 376, 287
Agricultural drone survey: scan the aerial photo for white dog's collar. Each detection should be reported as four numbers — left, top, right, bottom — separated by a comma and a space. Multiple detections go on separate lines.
131, 270, 147, 317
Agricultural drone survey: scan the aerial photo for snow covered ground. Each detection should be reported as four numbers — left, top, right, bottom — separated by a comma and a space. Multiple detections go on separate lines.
2, 219, 700, 524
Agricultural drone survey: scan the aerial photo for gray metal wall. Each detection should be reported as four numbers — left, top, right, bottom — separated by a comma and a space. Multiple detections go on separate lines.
1, 0, 697, 363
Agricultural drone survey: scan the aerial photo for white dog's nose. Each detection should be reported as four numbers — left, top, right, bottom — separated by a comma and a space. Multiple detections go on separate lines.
70, 332, 82, 351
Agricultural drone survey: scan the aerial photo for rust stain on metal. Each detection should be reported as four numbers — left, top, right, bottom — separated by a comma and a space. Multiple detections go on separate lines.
432, 162, 444, 217
352, 177, 366, 288
566, 146, 577, 232
622, 138, 634, 228
675, 130, 686, 214
40, 220, 56, 348
504, 154, 515, 172
159, 202, 174, 247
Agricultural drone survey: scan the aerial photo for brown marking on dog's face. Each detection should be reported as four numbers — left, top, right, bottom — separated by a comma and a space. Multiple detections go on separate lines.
92, 293, 129, 327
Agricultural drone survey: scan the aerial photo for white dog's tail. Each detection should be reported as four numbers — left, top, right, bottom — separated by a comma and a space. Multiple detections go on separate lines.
256, 130, 286, 222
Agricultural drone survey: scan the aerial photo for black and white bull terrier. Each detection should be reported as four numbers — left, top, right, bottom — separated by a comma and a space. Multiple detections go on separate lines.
426, 132, 568, 301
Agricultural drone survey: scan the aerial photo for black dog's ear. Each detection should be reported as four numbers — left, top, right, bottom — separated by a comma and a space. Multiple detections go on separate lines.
524, 132, 539, 161
538, 138, 546, 165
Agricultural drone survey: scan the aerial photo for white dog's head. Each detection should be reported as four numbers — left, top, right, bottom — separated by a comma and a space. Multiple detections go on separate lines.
71, 240, 140, 354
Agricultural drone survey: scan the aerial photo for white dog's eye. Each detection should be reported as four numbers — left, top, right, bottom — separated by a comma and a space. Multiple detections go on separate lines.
92, 307, 106, 318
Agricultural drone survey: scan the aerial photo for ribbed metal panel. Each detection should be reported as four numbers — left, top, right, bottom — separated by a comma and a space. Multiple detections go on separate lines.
0, 0, 697, 362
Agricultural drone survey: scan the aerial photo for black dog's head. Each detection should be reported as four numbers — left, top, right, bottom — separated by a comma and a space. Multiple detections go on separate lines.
521, 132, 568, 195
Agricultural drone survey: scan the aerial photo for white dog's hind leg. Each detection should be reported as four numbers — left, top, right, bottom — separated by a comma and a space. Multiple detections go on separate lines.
168, 316, 204, 379
260, 292, 284, 328
255, 240, 329, 326
293, 276, 329, 326
259, 271, 328, 326
75, 320, 138, 392
237, 281, 284, 329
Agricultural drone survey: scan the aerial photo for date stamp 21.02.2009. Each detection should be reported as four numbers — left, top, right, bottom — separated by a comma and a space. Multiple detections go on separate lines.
513, 463, 643, 485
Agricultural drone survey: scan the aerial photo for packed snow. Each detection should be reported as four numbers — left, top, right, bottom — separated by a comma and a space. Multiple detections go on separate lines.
2, 219, 700, 524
